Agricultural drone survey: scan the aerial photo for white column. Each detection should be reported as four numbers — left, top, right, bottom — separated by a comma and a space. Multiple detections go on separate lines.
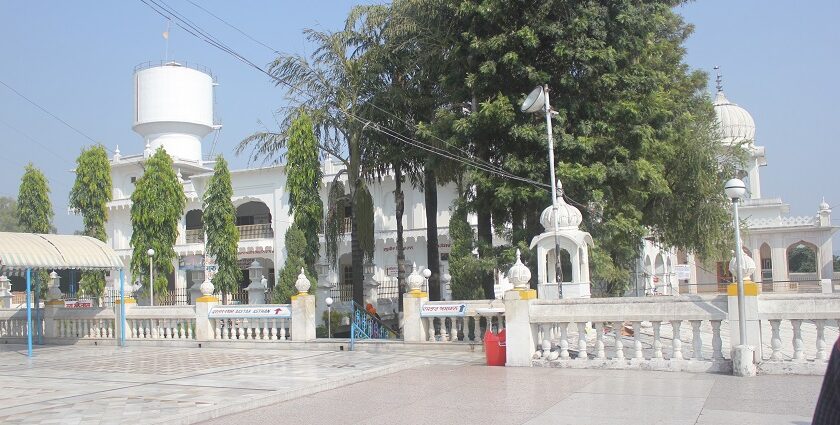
291, 294, 316, 341
503, 290, 537, 367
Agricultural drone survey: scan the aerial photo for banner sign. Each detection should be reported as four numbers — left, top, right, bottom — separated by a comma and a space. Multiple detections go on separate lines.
420, 303, 467, 317
208, 305, 291, 319
64, 300, 93, 309
675, 264, 692, 281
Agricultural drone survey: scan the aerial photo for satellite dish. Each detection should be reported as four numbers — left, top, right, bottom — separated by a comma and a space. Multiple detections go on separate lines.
520, 86, 545, 113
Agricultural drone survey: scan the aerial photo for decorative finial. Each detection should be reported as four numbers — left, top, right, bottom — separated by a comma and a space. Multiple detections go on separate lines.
295, 267, 311, 294
714, 66, 723, 93
113, 145, 121, 161
176, 168, 183, 183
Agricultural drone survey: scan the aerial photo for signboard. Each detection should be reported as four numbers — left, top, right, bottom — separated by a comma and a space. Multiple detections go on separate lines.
675, 264, 692, 281
420, 303, 467, 317
386, 267, 399, 277
65, 300, 93, 309
208, 305, 291, 319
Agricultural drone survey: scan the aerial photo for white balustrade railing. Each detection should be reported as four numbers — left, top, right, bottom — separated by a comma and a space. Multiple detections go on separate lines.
757, 294, 840, 363
126, 306, 196, 340
0, 308, 33, 338
54, 308, 115, 339
421, 300, 506, 343
212, 317, 292, 341
529, 295, 729, 368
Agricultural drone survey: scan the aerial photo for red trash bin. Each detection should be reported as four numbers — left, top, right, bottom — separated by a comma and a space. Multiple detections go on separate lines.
484, 329, 506, 366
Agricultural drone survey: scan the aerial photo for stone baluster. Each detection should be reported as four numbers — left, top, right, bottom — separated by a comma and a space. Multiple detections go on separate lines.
270, 319, 277, 340
816, 320, 827, 361
558, 322, 569, 359
594, 322, 605, 359
450, 318, 459, 342
577, 322, 588, 360
143, 320, 150, 339
213, 320, 220, 340
279, 319, 287, 341
427, 318, 435, 342
164, 320, 171, 339
474, 317, 482, 342
259, 319, 266, 340
652, 321, 663, 359
439, 318, 448, 341
88, 320, 94, 338
791, 319, 805, 361
187, 321, 193, 339
632, 322, 643, 360
251, 323, 257, 340
614, 323, 625, 360
234, 322, 241, 340
691, 320, 703, 360
671, 320, 683, 360
711, 320, 723, 360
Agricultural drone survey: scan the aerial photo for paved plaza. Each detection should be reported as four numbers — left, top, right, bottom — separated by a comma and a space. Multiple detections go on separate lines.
0, 344, 825, 425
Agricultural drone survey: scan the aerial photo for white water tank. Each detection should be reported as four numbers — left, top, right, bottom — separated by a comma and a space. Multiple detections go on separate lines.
133, 61, 217, 163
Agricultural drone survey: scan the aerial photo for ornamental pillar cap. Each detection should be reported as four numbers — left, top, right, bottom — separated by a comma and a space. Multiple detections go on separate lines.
295, 267, 311, 294
407, 262, 424, 293
507, 249, 532, 290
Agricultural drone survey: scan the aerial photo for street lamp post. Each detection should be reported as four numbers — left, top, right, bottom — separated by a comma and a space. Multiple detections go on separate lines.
147, 248, 155, 307
521, 85, 563, 298
325, 296, 334, 339
724, 178, 748, 345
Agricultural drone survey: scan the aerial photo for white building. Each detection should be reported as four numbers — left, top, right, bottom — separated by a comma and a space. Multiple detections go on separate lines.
105, 61, 467, 307
637, 74, 837, 295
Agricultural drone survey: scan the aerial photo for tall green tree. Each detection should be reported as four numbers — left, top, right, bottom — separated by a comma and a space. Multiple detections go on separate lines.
130, 148, 185, 301
17, 163, 54, 297
203, 156, 240, 297
239, 12, 380, 306
17, 163, 53, 234
0, 197, 23, 232
284, 112, 324, 274
272, 225, 316, 303
394, 0, 737, 296
70, 145, 112, 299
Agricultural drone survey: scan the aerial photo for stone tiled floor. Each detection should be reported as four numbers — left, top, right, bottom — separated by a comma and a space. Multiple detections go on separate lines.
0, 344, 481, 424
208, 364, 825, 425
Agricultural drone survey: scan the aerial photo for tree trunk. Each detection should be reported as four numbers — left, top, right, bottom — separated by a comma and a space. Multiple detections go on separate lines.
476, 189, 494, 299
394, 162, 406, 312
424, 167, 441, 301
351, 181, 365, 306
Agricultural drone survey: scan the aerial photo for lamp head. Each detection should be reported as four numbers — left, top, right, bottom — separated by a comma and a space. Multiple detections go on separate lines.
422, 268, 432, 279
724, 178, 747, 200
325, 297, 333, 307
520, 86, 546, 113
147, 248, 155, 257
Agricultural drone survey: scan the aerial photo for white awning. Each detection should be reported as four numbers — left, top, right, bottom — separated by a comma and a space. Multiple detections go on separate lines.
0, 232, 124, 272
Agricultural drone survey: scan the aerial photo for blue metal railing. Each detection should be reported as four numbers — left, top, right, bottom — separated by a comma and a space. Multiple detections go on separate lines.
349, 301, 399, 350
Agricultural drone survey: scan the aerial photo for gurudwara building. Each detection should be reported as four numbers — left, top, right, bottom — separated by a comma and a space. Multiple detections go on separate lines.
103, 61, 835, 307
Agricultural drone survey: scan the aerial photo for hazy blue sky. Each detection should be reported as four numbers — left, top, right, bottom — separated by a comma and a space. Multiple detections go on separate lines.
1, 1, 837, 240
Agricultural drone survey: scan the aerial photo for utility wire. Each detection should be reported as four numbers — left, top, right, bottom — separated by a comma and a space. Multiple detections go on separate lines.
182, 0, 540, 189
0, 78, 111, 153
138, 0, 551, 189
0, 118, 70, 163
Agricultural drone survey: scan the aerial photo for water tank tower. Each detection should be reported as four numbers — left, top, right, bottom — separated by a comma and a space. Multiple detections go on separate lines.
133, 61, 219, 163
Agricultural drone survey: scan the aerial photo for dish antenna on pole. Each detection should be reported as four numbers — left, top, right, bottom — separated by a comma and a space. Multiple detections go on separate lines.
521, 86, 546, 113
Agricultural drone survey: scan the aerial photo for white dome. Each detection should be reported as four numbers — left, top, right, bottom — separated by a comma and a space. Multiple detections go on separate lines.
540, 197, 582, 230
714, 91, 755, 146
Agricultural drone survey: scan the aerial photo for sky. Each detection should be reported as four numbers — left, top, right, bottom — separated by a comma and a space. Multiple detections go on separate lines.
0, 0, 838, 241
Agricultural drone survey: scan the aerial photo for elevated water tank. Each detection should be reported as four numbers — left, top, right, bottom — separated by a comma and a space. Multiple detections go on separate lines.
133, 61, 218, 163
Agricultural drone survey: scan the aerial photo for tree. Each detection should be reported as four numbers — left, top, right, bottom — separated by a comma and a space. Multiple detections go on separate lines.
203, 156, 240, 298
394, 0, 736, 296
239, 12, 379, 306
130, 148, 185, 301
272, 225, 315, 303
448, 201, 493, 300
17, 163, 53, 234
17, 163, 54, 297
788, 245, 817, 273
70, 145, 112, 299
284, 112, 323, 274
0, 196, 23, 232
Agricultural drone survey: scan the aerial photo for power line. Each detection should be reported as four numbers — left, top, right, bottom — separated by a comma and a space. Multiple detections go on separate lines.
183, 0, 545, 189
137, 0, 551, 190
0, 78, 110, 153
0, 118, 71, 163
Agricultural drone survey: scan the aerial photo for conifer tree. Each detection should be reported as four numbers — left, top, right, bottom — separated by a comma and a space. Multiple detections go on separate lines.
17, 163, 53, 234
272, 225, 315, 303
70, 145, 112, 299
284, 112, 323, 275
203, 156, 240, 297
130, 149, 185, 301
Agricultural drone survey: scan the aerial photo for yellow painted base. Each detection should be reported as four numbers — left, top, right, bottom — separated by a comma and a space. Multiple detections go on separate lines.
291, 293, 311, 301
45, 300, 64, 306
515, 288, 538, 300
727, 281, 760, 297
114, 298, 136, 304
195, 295, 218, 303
406, 291, 428, 298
